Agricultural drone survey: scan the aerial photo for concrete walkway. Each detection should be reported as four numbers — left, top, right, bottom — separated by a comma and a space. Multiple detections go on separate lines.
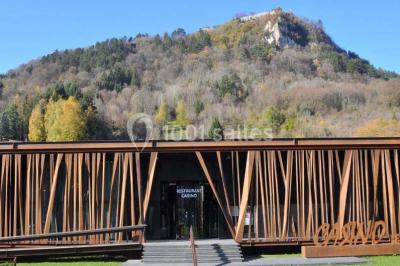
144, 239, 238, 246
123, 255, 369, 266
125, 239, 369, 265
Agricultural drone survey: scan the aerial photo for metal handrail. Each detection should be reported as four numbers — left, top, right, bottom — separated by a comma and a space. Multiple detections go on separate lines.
189, 225, 198, 266
0, 224, 146, 243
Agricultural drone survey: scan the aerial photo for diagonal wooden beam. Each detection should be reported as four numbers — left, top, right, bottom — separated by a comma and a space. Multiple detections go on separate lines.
43, 154, 64, 234
281, 151, 293, 239
196, 151, 236, 238
338, 150, 353, 234
234, 151, 255, 242
372, 150, 381, 218
216, 151, 232, 218
107, 153, 120, 231
142, 152, 158, 222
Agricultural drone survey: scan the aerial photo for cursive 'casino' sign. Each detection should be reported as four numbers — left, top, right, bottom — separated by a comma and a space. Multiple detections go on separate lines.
313, 220, 388, 246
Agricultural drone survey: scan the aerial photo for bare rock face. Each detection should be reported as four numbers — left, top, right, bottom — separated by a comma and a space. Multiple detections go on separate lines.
240, 9, 296, 48
264, 16, 295, 48
240, 8, 333, 49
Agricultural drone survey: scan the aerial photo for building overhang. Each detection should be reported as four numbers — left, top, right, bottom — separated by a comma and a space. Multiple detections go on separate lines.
1, 137, 400, 153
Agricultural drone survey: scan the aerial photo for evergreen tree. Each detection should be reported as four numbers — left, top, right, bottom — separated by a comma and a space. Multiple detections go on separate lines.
64, 82, 82, 98
261, 106, 286, 134
214, 74, 242, 99
130, 67, 141, 87
194, 100, 204, 116
171, 28, 186, 40
208, 118, 224, 140
162, 33, 173, 51
0, 104, 23, 140
96, 64, 132, 92
45, 82, 67, 101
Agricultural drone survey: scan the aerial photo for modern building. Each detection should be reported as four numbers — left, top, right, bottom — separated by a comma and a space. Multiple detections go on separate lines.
0, 138, 398, 257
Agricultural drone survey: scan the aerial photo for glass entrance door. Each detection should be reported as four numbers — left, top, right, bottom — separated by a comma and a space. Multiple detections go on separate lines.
175, 185, 204, 239
160, 182, 219, 240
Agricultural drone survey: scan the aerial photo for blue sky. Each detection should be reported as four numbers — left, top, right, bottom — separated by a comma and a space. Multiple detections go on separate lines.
0, 0, 399, 74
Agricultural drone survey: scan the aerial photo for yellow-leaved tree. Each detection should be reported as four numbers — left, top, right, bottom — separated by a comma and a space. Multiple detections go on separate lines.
155, 101, 168, 125
45, 96, 86, 141
175, 100, 189, 126
28, 99, 46, 141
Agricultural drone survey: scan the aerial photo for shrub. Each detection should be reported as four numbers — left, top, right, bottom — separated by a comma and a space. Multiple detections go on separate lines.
214, 74, 243, 99
353, 119, 400, 137
208, 118, 224, 140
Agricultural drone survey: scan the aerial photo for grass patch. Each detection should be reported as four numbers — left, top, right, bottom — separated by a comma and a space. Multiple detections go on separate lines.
261, 253, 400, 265
11, 255, 125, 266
261, 253, 301, 259
16, 262, 121, 266
362, 255, 400, 265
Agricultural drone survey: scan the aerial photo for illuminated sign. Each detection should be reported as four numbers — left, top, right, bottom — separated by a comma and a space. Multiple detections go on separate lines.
176, 188, 202, 199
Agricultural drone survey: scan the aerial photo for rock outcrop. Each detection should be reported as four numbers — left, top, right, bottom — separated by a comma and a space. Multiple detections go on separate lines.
240, 8, 334, 49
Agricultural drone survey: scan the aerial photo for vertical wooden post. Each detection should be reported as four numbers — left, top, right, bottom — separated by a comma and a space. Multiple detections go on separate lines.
135, 153, 143, 225
235, 151, 255, 242
118, 153, 129, 241
384, 150, 397, 237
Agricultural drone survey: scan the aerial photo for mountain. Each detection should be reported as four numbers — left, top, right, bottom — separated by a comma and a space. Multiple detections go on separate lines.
0, 8, 399, 141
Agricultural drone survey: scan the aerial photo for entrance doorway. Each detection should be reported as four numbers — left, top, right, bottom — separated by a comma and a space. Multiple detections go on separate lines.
161, 182, 219, 239
175, 184, 203, 239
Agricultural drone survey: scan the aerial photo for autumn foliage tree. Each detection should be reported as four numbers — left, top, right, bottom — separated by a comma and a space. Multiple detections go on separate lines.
28, 99, 46, 141
175, 100, 189, 126
155, 101, 168, 125
43, 96, 86, 141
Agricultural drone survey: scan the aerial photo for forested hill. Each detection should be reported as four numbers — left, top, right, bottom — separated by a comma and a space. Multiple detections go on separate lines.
0, 8, 399, 141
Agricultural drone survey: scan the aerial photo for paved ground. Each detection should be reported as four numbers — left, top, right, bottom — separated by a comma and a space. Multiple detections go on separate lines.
144, 239, 238, 246
123, 255, 369, 266
127, 239, 370, 265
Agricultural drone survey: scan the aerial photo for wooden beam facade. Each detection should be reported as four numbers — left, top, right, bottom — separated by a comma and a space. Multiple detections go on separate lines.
196, 149, 400, 244
0, 152, 156, 244
0, 140, 400, 247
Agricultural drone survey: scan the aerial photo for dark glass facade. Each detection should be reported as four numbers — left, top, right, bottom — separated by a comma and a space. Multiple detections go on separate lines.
146, 153, 230, 240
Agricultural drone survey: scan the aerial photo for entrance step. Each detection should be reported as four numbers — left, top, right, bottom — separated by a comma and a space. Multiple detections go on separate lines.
142, 240, 243, 264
